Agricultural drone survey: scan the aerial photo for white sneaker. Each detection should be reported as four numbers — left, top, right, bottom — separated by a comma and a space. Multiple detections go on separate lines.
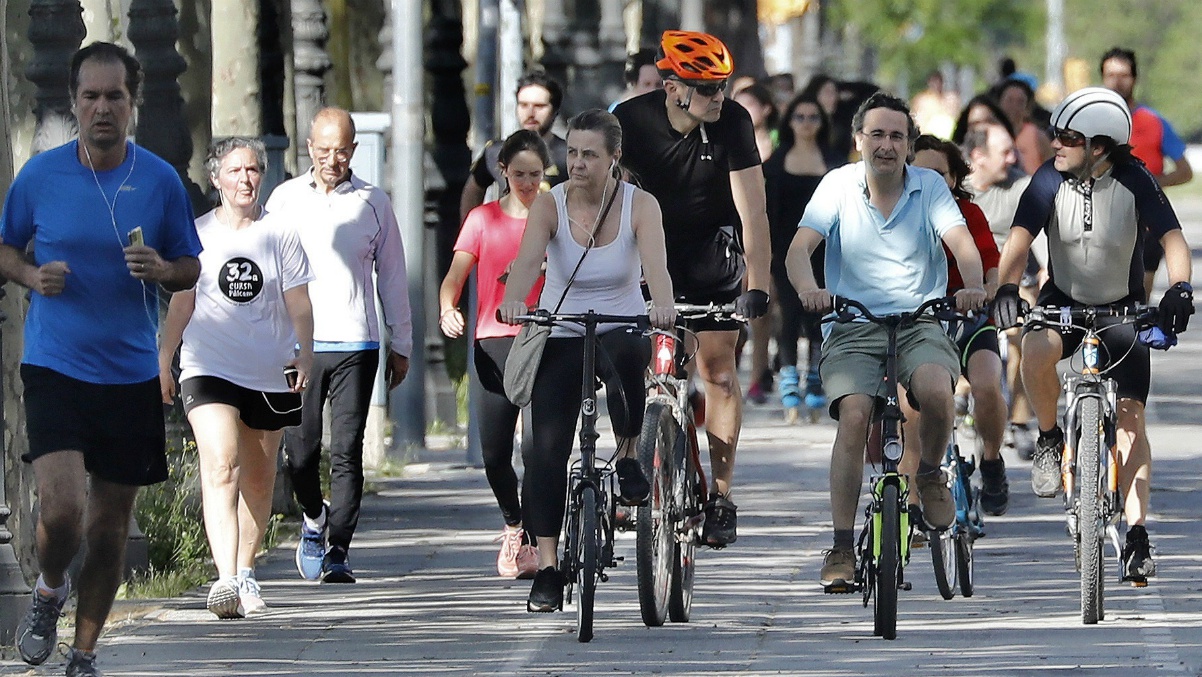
239, 576, 268, 615
207, 578, 244, 619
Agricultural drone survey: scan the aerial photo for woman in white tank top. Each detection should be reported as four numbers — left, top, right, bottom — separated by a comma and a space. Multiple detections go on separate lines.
498, 109, 676, 612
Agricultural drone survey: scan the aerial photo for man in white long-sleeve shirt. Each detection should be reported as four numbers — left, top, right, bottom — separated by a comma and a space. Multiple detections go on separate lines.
266, 107, 412, 583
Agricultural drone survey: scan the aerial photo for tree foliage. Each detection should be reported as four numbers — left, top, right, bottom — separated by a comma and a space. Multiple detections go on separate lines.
826, 0, 1039, 90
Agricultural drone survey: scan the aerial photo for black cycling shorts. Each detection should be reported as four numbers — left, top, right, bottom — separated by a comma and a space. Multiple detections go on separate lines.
21, 364, 168, 486
949, 314, 1001, 375
181, 375, 302, 431
1028, 287, 1150, 403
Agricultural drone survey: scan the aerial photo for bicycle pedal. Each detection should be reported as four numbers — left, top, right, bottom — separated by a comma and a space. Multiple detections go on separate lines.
900, 582, 912, 591
822, 581, 856, 594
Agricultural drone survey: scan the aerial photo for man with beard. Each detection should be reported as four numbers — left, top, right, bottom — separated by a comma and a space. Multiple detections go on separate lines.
1100, 47, 1193, 300
612, 30, 773, 548
785, 92, 986, 589
460, 71, 568, 221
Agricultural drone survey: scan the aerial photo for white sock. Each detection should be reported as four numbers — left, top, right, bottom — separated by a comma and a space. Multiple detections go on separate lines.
35, 574, 69, 601
303, 508, 327, 531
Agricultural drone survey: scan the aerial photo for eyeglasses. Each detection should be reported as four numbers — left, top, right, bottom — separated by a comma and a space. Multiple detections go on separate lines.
691, 80, 728, 97
792, 113, 823, 123
311, 146, 353, 161
1050, 127, 1087, 148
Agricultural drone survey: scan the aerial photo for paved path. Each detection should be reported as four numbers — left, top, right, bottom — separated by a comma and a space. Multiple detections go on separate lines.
5, 206, 1202, 677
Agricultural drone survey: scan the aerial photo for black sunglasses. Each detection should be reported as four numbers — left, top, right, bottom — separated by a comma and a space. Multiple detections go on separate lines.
691, 81, 728, 97
1050, 127, 1087, 147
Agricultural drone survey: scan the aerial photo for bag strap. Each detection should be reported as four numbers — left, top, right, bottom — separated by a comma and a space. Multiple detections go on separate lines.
551, 179, 621, 314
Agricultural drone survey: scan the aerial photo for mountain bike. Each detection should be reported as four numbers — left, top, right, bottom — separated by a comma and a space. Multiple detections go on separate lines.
1022, 303, 1159, 625
513, 309, 649, 642
636, 303, 738, 627
822, 296, 961, 640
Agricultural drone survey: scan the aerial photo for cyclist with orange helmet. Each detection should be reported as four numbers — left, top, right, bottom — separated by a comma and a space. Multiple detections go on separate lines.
613, 30, 773, 547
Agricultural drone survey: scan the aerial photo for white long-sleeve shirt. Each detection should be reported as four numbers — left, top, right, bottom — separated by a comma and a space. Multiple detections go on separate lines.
265, 170, 413, 357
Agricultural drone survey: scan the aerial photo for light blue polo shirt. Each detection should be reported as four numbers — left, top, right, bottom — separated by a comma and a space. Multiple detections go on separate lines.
799, 161, 964, 323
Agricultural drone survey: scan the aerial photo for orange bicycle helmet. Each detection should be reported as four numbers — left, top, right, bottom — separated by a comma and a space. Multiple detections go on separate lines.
656, 30, 734, 83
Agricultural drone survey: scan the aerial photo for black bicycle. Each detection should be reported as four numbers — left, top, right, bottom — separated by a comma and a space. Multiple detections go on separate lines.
636, 303, 738, 627
1022, 303, 1159, 624
512, 309, 650, 642
822, 296, 962, 640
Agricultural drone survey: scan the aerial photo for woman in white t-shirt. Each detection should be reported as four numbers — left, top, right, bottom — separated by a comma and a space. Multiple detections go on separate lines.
158, 137, 315, 619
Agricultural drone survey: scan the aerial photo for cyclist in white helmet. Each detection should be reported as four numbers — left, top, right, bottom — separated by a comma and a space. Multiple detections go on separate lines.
994, 86, 1194, 583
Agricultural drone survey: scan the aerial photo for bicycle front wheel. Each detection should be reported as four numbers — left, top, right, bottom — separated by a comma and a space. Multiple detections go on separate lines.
874, 483, 901, 640
956, 531, 974, 597
577, 485, 600, 642
668, 423, 700, 622
636, 402, 676, 627
1078, 397, 1105, 625
930, 527, 956, 600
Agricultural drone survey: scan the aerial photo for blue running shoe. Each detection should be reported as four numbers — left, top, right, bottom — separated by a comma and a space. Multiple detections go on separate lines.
296, 509, 327, 581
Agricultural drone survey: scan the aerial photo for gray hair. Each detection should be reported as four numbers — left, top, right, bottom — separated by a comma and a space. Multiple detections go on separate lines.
205, 136, 267, 180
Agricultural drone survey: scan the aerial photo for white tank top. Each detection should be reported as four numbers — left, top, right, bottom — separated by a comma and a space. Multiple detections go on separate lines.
541, 181, 645, 337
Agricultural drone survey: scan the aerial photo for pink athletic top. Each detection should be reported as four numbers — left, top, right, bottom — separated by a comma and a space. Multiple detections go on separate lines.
455, 201, 544, 339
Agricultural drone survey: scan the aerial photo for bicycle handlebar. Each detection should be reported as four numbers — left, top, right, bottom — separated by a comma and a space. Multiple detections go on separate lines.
505, 309, 651, 329
673, 302, 739, 325
1023, 304, 1158, 331
825, 296, 964, 326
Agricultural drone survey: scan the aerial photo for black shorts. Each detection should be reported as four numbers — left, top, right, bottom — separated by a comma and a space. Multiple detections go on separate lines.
949, 314, 1001, 375
668, 228, 746, 332
21, 364, 168, 486
180, 376, 302, 431
1028, 287, 1150, 403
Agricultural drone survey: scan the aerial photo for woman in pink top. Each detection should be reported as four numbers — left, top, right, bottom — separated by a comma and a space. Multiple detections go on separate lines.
439, 130, 549, 579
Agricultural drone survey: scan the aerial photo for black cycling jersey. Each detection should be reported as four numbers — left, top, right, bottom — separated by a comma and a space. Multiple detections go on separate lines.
469, 133, 568, 191
613, 90, 760, 248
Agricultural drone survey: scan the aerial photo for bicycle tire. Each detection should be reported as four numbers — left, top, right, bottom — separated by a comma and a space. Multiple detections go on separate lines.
577, 485, 599, 642
1078, 397, 1104, 625
956, 531, 974, 597
668, 424, 698, 622
930, 527, 956, 600
874, 483, 900, 640
636, 403, 675, 627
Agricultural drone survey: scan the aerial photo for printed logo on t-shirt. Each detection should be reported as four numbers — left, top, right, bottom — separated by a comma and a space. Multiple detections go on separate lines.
220, 257, 264, 303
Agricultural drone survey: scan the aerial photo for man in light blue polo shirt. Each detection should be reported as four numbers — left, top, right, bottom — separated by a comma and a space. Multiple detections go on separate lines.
784, 92, 987, 589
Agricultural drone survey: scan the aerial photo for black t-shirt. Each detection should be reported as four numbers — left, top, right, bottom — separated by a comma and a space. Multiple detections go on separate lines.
469, 133, 568, 191
763, 153, 827, 282
613, 90, 761, 249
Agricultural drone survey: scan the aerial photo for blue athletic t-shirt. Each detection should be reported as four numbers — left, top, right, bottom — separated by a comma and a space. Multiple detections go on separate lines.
0, 141, 201, 384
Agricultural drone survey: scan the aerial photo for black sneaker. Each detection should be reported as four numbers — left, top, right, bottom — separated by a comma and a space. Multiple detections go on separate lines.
66, 648, 102, 677
527, 566, 564, 612
614, 457, 650, 506
702, 493, 737, 548
1031, 427, 1063, 498
1122, 525, 1157, 582
321, 546, 356, 583
980, 457, 1010, 516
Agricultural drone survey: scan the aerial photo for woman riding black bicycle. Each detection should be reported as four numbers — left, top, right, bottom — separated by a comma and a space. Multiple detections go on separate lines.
499, 109, 677, 613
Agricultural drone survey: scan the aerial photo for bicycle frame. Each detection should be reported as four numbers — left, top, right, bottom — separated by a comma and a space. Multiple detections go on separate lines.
1024, 303, 1157, 622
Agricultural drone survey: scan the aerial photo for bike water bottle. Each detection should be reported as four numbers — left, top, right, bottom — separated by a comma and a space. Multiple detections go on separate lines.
654, 334, 676, 375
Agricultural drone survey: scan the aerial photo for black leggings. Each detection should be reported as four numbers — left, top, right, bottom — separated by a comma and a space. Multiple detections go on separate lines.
772, 264, 823, 368
475, 337, 527, 526
523, 329, 651, 537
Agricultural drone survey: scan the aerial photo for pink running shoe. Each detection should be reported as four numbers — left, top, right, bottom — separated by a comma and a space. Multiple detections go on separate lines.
496, 526, 524, 578
516, 544, 539, 579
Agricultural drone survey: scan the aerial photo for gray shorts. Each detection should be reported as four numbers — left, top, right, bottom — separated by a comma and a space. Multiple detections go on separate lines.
819, 319, 959, 420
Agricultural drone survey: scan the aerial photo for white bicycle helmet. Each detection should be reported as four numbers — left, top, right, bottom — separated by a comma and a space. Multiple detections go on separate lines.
1050, 86, 1132, 144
